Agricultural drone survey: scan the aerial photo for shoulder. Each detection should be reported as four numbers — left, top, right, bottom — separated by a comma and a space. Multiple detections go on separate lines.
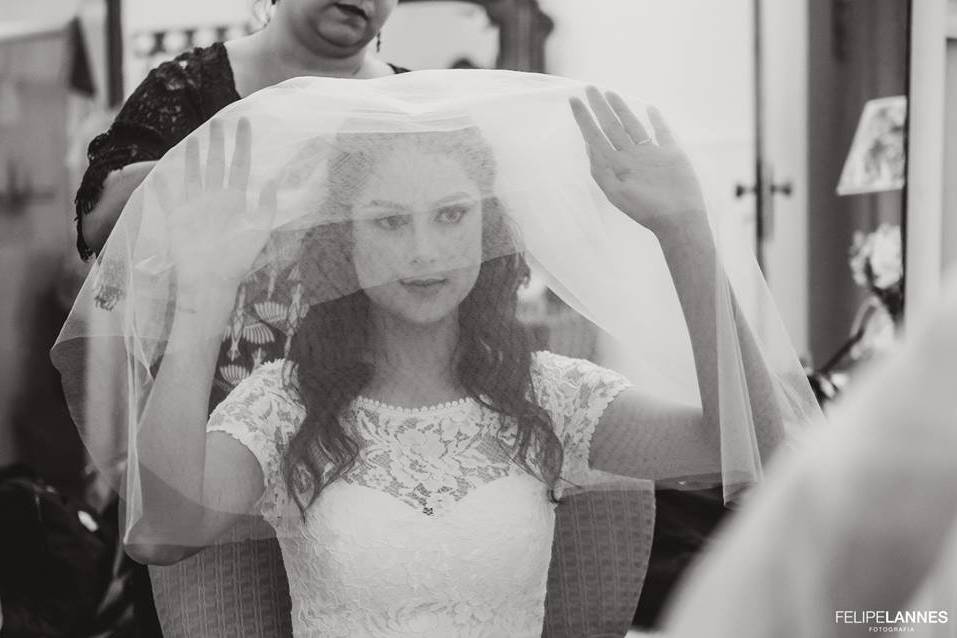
145, 43, 231, 93
234, 359, 302, 404
530, 352, 633, 468
207, 360, 305, 519
209, 360, 305, 432
118, 43, 236, 121
531, 350, 622, 388
530, 350, 633, 420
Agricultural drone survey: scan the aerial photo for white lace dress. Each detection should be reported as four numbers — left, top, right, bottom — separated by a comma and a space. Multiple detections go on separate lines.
207, 350, 630, 637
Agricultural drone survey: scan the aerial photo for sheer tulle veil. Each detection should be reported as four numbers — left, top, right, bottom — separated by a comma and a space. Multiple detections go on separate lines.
51, 69, 822, 548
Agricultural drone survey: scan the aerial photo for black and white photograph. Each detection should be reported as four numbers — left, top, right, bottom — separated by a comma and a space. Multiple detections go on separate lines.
1, 1, 956, 637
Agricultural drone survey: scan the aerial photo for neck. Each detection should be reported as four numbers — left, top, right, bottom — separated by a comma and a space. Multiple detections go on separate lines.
256, 21, 371, 80
366, 309, 463, 403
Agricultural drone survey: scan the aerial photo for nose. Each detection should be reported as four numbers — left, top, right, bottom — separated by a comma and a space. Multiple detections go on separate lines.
408, 216, 442, 266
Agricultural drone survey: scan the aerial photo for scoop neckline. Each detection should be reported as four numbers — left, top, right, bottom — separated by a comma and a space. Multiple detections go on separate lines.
352, 394, 477, 416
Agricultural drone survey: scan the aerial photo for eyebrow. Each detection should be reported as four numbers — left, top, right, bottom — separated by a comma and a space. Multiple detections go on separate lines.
358, 200, 410, 212
431, 193, 476, 207
358, 193, 477, 211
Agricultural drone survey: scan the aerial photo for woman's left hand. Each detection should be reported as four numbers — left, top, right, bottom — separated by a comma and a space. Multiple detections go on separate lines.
570, 87, 708, 237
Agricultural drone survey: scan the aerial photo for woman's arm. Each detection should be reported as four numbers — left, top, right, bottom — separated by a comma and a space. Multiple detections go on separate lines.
571, 89, 788, 480
125, 291, 265, 565
123, 120, 276, 563
80, 161, 157, 255
75, 53, 208, 259
588, 258, 786, 481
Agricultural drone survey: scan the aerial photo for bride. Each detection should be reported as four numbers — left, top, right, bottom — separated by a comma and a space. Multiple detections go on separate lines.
53, 71, 819, 636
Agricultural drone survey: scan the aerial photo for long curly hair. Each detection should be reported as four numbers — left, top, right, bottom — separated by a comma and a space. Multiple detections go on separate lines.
280, 128, 563, 516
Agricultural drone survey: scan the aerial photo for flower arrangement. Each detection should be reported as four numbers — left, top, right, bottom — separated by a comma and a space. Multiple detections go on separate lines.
849, 223, 903, 322
807, 223, 904, 405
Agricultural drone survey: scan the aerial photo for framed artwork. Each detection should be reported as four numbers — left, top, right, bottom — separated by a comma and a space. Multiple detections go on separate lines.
837, 95, 907, 196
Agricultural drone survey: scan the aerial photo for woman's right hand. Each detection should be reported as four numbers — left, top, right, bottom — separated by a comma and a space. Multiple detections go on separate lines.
154, 117, 278, 300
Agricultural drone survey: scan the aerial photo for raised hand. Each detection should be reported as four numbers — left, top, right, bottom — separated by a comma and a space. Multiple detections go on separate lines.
153, 117, 278, 299
570, 87, 707, 236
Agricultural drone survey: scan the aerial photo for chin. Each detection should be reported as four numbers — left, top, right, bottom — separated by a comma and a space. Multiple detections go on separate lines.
368, 282, 468, 327
316, 25, 370, 49
389, 296, 462, 327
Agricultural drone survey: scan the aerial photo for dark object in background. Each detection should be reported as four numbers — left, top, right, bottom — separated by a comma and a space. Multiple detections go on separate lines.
0, 466, 162, 638
0, 465, 113, 637
10, 274, 86, 503
632, 485, 732, 629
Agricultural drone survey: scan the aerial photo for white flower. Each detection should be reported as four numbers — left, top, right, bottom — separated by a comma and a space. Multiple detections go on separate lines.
848, 224, 902, 290
849, 230, 871, 287
868, 224, 902, 289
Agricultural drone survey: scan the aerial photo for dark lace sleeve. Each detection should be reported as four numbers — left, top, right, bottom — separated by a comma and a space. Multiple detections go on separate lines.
75, 44, 239, 260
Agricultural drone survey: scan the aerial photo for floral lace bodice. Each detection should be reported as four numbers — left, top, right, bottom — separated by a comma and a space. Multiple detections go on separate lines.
207, 351, 630, 637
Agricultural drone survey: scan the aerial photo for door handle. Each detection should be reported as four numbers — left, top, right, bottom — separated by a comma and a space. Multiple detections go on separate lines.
734, 180, 793, 199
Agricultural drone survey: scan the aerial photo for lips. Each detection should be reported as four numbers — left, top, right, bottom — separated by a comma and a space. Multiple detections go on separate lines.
333, 2, 368, 19
399, 277, 449, 296
400, 277, 448, 288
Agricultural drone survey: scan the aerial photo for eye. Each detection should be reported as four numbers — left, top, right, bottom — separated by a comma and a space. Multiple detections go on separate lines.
373, 214, 410, 230
435, 204, 470, 225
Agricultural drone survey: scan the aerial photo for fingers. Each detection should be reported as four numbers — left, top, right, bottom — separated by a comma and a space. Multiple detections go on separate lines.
185, 117, 250, 199
647, 106, 676, 147
153, 173, 173, 215
606, 91, 652, 145
235, 179, 279, 266
228, 117, 252, 193
570, 96, 614, 164
258, 179, 279, 222
206, 119, 226, 189
184, 138, 202, 200
585, 86, 633, 151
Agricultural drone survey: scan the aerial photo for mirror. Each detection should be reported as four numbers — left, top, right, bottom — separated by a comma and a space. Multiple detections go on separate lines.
802, 0, 910, 400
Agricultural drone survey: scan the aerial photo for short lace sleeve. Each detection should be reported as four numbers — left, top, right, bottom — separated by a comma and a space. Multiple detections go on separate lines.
531, 351, 632, 474
206, 360, 305, 523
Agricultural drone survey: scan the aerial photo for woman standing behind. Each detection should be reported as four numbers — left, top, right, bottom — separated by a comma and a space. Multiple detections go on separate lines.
76, 0, 405, 260
72, 2, 405, 635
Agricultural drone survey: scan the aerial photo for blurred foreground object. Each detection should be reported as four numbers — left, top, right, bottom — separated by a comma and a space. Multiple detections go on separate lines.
664, 268, 957, 637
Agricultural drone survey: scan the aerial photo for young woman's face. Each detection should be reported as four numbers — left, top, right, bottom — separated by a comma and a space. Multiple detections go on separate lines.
351, 148, 484, 326
281, 0, 398, 52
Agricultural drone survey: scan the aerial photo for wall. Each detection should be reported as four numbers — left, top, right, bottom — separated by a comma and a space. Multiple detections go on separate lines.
122, 0, 257, 96
380, 2, 498, 69
945, 36, 957, 275
908, 0, 957, 313
540, 0, 753, 146
0, 28, 74, 468
540, 0, 756, 240
386, 0, 815, 358
123, 0, 255, 32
